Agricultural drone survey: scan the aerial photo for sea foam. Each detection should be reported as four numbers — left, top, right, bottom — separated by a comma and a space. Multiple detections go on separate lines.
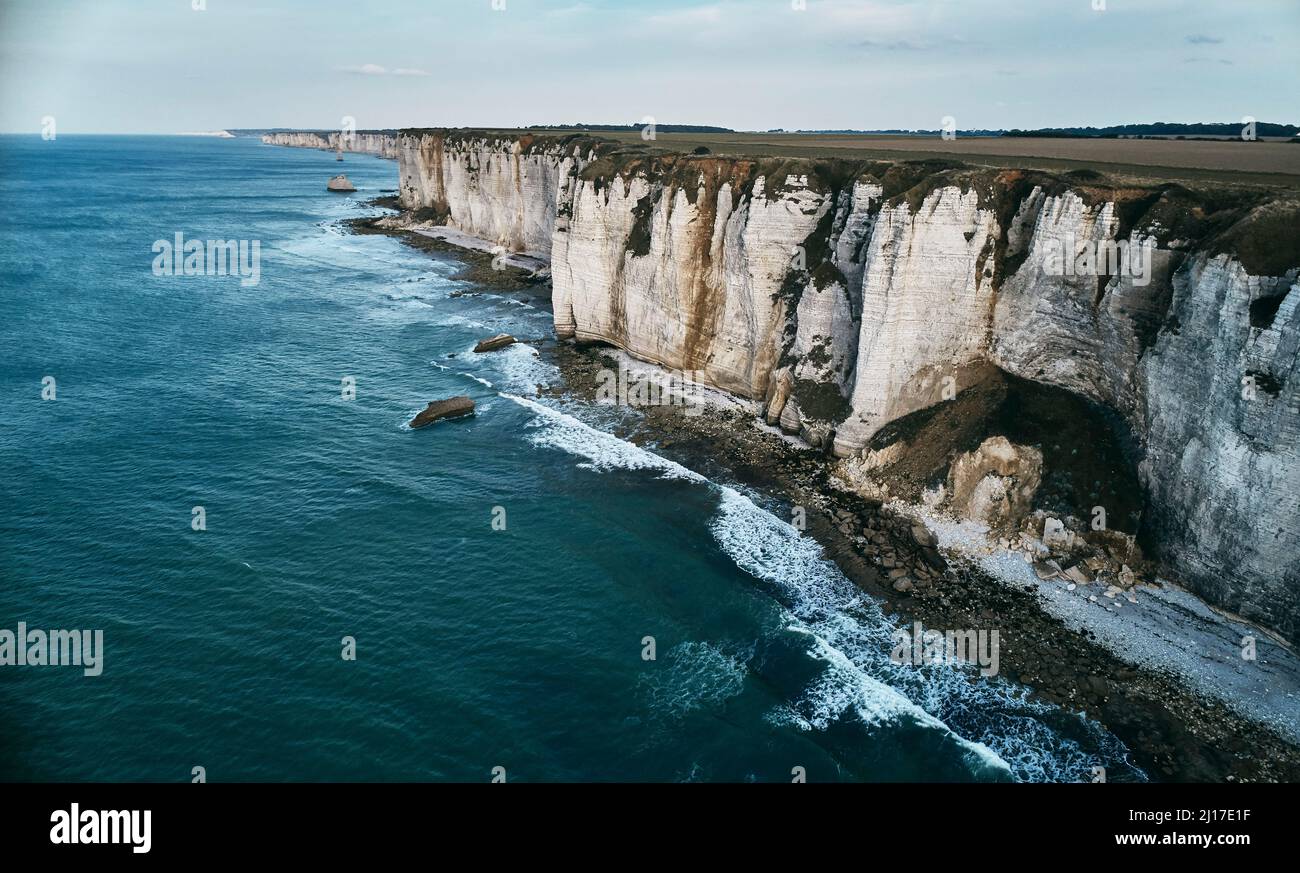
504, 393, 1136, 777
502, 391, 1149, 781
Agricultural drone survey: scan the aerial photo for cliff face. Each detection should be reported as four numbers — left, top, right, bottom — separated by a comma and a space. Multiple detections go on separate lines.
1140, 251, 1300, 639
831, 185, 1002, 453
279, 129, 1300, 643
261, 131, 399, 159
396, 130, 586, 258
555, 163, 832, 398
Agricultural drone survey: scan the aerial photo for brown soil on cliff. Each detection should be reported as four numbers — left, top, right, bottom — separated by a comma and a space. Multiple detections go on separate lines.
538, 129, 1300, 190
860, 368, 1146, 535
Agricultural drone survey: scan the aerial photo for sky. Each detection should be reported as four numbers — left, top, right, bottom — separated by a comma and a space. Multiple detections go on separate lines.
0, 0, 1296, 133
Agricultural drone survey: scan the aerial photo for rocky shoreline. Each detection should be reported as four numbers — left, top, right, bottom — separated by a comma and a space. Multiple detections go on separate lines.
347, 206, 1300, 782
279, 128, 1300, 652
542, 344, 1300, 782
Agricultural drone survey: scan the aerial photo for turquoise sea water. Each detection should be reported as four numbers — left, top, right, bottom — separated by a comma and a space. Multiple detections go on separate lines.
0, 135, 1142, 782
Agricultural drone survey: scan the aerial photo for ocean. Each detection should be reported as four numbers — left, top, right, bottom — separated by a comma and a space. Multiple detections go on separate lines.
0, 135, 1142, 782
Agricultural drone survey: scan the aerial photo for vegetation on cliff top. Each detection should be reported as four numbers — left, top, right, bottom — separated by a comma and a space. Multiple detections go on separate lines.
400, 128, 1298, 279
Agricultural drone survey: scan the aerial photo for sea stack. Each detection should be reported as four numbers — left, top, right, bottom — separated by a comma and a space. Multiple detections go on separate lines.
408, 396, 475, 429
327, 174, 356, 192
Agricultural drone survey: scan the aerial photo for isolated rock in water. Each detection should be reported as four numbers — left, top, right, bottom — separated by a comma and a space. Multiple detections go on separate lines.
947, 436, 1043, 529
409, 396, 474, 429
327, 174, 356, 192
473, 333, 517, 353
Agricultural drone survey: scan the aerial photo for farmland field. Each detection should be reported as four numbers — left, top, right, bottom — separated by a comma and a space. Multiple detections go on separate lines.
528, 130, 1300, 189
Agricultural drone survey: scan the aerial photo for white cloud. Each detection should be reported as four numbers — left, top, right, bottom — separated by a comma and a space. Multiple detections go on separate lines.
337, 64, 429, 77
339, 63, 388, 75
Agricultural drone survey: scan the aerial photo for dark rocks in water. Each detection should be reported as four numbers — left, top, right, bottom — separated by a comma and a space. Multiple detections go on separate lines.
409, 396, 474, 429
473, 333, 517, 353
327, 174, 356, 192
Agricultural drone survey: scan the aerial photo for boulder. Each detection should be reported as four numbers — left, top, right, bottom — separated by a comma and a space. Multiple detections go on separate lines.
947, 436, 1043, 530
918, 546, 947, 572
473, 333, 517, 353
327, 174, 356, 192
1042, 516, 1075, 551
409, 396, 474, 429
1062, 564, 1092, 585
1033, 559, 1064, 580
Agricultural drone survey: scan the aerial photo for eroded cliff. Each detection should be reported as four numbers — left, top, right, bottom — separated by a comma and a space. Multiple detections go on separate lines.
278, 129, 1300, 644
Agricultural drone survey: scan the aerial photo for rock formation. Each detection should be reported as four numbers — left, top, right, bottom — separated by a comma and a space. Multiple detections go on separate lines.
269, 129, 1300, 645
947, 437, 1044, 530
473, 334, 517, 353
409, 396, 475, 428
327, 174, 356, 192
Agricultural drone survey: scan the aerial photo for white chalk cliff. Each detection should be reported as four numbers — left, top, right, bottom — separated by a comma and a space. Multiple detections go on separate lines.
261, 131, 399, 159
271, 129, 1300, 644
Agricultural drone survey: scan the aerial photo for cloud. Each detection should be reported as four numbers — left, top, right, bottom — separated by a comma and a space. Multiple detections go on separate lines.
856, 35, 976, 52
337, 64, 429, 77
1185, 34, 1224, 44
856, 38, 934, 51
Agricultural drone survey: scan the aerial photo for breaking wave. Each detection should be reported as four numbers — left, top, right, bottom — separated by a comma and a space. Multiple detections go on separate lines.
503, 391, 1143, 781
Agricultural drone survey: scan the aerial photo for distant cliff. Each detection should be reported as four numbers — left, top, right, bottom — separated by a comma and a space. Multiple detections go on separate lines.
273, 128, 1300, 644
261, 131, 398, 159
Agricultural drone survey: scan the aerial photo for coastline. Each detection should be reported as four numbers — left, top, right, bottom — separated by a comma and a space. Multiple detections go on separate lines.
544, 343, 1300, 782
346, 203, 1300, 781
